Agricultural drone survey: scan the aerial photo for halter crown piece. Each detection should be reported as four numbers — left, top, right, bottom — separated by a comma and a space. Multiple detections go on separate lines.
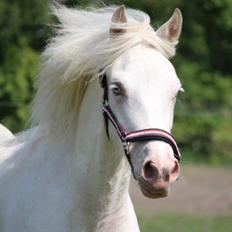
99, 72, 181, 179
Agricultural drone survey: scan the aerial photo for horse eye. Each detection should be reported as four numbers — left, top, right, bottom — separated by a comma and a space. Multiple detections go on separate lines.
111, 83, 124, 96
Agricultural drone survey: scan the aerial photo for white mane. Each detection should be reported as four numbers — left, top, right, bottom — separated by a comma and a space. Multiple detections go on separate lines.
30, 5, 177, 137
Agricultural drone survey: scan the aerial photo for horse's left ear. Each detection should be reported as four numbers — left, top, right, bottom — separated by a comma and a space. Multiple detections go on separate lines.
156, 8, 183, 44
110, 5, 127, 35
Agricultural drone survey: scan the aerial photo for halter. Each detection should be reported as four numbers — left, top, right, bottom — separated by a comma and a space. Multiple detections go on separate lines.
99, 73, 181, 179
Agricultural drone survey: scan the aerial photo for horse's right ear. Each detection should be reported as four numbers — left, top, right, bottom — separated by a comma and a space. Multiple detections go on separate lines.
110, 5, 127, 36
156, 8, 183, 44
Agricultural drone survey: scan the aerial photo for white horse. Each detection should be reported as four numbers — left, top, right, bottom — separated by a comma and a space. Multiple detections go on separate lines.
0, 5, 183, 232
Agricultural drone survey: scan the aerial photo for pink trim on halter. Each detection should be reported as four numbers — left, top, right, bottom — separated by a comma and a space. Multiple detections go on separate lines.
125, 128, 181, 160
103, 105, 126, 139
126, 128, 174, 140
125, 128, 177, 148
103, 105, 181, 160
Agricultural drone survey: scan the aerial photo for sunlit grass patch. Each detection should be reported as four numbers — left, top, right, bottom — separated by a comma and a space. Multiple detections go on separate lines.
138, 213, 232, 232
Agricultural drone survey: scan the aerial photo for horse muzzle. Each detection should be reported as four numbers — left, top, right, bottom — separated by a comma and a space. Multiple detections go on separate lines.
138, 159, 180, 199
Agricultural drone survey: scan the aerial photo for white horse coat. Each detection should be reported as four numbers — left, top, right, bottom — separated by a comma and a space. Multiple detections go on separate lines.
0, 5, 183, 232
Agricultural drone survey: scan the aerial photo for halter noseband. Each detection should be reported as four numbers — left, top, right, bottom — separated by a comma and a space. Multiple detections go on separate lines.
99, 73, 181, 179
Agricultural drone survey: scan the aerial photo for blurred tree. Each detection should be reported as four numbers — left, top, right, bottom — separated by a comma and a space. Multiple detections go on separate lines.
0, 0, 51, 131
1, 0, 232, 164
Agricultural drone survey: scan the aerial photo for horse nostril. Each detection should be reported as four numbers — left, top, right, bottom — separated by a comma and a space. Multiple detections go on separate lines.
143, 161, 159, 181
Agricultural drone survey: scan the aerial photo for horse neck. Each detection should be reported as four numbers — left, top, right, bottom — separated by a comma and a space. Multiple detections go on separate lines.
70, 78, 133, 230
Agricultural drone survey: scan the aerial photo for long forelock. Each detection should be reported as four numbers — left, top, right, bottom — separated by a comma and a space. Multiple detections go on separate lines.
30, 5, 177, 136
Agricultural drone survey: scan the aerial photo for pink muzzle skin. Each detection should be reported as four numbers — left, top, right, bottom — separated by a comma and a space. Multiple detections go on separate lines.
99, 72, 181, 179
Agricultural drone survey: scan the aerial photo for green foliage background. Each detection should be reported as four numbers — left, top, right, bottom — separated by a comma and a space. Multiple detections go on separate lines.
0, 0, 232, 164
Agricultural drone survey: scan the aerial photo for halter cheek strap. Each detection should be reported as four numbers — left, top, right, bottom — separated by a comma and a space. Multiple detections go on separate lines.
99, 73, 181, 179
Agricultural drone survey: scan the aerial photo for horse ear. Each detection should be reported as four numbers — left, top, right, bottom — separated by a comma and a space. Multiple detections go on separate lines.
156, 8, 183, 43
110, 5, 127, 35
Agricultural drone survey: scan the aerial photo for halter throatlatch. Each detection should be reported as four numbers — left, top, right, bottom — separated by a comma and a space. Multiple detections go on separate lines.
99, 73, 181, 179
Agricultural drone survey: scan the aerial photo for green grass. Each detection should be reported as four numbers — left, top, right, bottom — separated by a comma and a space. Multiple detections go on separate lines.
138, 213, 232, 232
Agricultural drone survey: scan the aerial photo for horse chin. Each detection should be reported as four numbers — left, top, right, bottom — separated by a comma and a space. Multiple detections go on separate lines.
138, 179, 169, 199
140, 187, 169, 199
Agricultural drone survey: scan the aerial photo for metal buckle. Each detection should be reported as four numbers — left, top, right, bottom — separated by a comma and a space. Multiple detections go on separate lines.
123, 141, 130, 155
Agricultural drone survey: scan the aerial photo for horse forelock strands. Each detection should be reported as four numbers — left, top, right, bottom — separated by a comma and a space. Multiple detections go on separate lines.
30, 5, 177, 137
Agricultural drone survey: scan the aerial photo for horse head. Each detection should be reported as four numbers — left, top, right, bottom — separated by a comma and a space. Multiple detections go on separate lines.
103, 6, 183, 198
